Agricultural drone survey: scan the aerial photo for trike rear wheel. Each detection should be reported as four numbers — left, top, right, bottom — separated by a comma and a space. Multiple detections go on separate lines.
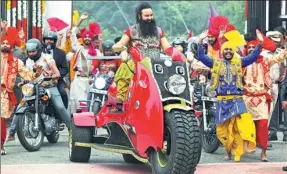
149, 110, 201, 174
69, 120, 92, 162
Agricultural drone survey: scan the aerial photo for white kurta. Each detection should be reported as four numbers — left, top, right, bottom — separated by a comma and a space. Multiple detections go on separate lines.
69, 26, 102, 113
243, 50, 287, 121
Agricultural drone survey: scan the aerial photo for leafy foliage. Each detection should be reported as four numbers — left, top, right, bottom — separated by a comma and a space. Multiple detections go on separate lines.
73, 1, 245, 41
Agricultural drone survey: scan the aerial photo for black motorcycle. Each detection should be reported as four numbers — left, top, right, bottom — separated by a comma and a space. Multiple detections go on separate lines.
192, 79, 220, 153
87, 71, 114, 114
16, 76, 64, 152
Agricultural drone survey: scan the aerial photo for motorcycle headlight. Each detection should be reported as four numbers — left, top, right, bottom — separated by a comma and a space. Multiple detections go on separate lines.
21, 84, 34, 97
205, 83, 217, 98
94, 77, 106, 90
166, 74, 186, 95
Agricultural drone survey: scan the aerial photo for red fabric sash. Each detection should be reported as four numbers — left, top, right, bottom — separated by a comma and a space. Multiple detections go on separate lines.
8, 92, 18, 105
1, 118, 7, 147
244, 91, 273, 113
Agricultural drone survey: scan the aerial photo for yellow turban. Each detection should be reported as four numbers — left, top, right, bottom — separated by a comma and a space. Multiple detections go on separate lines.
221, 41, 237, 54
224, 30, 246, 47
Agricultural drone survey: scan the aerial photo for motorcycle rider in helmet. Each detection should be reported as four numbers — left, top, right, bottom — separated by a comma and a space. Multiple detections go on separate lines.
87, 40, 122, 109
24, 39, 71, 129
42, 31, 69, 109
92, 40, 122, 75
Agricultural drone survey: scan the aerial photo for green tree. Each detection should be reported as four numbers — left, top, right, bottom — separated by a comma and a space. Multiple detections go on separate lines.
73, 1, 245, 41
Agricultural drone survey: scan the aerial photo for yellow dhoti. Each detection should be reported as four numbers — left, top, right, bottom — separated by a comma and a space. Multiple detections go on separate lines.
114, 58, 152, 101
114, 59, 135, 101
216, 112, 256, 161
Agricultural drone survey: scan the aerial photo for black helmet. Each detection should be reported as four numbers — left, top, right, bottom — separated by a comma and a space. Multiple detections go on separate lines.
26, 39, 43, 61
42, 31, 58, 41
42, 31, 58, 52
114, 37, 121, 43
172, 38, 187, 53
102, 40, 115, 56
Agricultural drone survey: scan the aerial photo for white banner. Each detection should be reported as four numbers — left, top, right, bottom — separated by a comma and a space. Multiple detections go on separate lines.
43, 1, 72, 34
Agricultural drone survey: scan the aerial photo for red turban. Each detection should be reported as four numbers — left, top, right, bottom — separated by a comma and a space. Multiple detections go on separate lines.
79, 22, 102, 57
208, 16, 230, 38
79, 28, 97, 56
1, 33, 16, 61
246, 36, 276, 52
1, 35, 15, 48
1, 27, 21, 47
208, 28, 220, 38
245, 37, 276, 59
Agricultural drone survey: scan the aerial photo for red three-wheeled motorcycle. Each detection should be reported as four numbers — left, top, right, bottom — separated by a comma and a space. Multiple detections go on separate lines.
69, 46, 202, 174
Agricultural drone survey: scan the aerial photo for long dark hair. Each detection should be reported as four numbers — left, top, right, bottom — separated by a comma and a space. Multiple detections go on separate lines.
135, 2, 152, 23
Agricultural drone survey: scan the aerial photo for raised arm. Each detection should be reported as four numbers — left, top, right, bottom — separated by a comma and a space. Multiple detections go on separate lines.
241, 45, 262, 67
71, 26, 82, 51
197, 30, 214, 68
71, 13, 89, 51
242, 29, 264, 67
197, 44, 214, 68
59, 29, 72, 54
267, 49, 287, 66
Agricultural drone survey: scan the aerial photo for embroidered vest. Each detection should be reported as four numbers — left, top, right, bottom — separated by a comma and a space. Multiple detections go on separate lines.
129, 24, 162, 59
208, 57, 244, 91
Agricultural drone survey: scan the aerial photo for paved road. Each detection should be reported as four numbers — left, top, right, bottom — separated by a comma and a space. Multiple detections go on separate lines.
1, 129, 287, 174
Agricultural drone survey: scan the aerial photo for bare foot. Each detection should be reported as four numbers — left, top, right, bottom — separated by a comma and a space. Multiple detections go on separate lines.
244, 148, 256, 154
261, 150, 268, 162
224, 153, 232, 161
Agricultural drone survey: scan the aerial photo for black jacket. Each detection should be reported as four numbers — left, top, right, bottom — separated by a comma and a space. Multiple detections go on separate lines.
49, 48, 69, 80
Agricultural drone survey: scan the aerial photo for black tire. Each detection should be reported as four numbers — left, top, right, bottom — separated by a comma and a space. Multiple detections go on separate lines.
122, 154, 143, 164
69, 119, 92, 162
46, 132, 60, 144
149, 110, 201, 174
92, 102, 101, 115
16, 113, 44, 152
200, 109, 220, 153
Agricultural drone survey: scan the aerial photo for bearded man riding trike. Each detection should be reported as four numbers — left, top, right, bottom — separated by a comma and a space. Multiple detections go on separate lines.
69, 45, 202, 174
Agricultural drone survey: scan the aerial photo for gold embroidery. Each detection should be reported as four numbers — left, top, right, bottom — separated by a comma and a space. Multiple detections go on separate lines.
209, 56, 243, 91
230, 64, 237, 75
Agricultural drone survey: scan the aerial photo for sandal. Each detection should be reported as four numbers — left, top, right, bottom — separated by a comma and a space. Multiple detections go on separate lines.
1, 149, 7, 155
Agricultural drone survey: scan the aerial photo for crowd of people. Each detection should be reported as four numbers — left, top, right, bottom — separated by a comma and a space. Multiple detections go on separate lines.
1, 1, 287, 171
